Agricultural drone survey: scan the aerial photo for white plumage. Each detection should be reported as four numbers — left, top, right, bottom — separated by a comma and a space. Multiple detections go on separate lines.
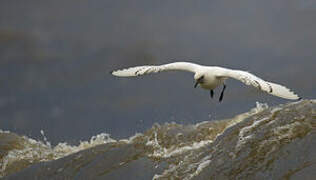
111, 62, 301, 100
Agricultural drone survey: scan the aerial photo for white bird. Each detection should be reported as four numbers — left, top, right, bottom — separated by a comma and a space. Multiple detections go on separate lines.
111, 62, 301, 101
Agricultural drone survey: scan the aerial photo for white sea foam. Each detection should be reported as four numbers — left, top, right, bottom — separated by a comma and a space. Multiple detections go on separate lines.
0, 129, 10, 134
227, 102, 268, 127
152, 102, 270, 180
236, 117, 270, 152
0, 101, 275, 178
119, 133, 144, 144
0, 131, 116, 178
154, 140, 212, 159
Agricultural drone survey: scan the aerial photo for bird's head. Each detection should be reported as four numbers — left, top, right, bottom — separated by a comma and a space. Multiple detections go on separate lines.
194, 73, 205, 88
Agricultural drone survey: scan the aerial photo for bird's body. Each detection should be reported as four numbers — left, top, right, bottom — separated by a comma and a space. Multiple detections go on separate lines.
111, 62, 301, 101
194, 66, 227, 90
199, 74, 224, 90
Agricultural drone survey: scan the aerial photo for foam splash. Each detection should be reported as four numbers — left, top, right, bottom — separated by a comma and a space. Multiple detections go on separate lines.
236, 117, 270, 152
152, 102, 269, 159
0, 131, 116, 178
234, 102, 305, 153
184, 155, 212, 180
0, 130, 10, 134
0, 102, 272, 179
223, 102, 269, 129
119, 133, 144, 144
152, 102, 269, 180
148, 138, 212, 159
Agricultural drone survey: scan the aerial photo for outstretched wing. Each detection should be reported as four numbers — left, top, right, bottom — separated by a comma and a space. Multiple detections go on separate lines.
217, 68, 301, 100
111, 62, 200, 77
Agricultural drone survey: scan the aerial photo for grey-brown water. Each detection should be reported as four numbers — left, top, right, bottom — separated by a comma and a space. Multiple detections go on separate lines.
1, 100, 315, 179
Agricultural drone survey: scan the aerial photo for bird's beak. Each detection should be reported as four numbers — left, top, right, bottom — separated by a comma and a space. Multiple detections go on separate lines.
194, 76, 204, 88
194, 81, 199, 88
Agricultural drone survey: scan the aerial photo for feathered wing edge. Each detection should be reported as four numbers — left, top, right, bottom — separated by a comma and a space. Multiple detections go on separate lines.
218, 69, 301, 100
265, 82, 301, 100
111, 65, 153, 77
111, 62, 200, 77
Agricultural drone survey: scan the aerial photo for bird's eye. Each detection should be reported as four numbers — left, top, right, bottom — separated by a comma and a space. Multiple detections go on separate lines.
198, 76, 204, 81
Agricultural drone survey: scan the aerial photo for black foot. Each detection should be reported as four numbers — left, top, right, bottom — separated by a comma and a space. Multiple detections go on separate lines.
210, 90, 214, 98
219, 84, 226, 102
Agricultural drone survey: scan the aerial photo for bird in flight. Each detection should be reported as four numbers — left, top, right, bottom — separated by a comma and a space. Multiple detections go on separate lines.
111, 62, 301, 102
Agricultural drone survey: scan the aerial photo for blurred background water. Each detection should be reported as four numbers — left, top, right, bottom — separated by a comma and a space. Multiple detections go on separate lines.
0, 0, 315, 145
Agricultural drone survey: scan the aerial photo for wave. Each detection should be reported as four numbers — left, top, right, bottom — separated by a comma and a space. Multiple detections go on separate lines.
1, 100, 315, 179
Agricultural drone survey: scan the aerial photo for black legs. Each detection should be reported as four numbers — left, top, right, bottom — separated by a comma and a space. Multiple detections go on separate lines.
219, 84, 226, 102
210, 90, 214, 98
209, 84, 226, 102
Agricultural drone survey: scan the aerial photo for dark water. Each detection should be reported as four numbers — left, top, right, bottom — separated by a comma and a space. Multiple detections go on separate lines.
1, 100, 315, 179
